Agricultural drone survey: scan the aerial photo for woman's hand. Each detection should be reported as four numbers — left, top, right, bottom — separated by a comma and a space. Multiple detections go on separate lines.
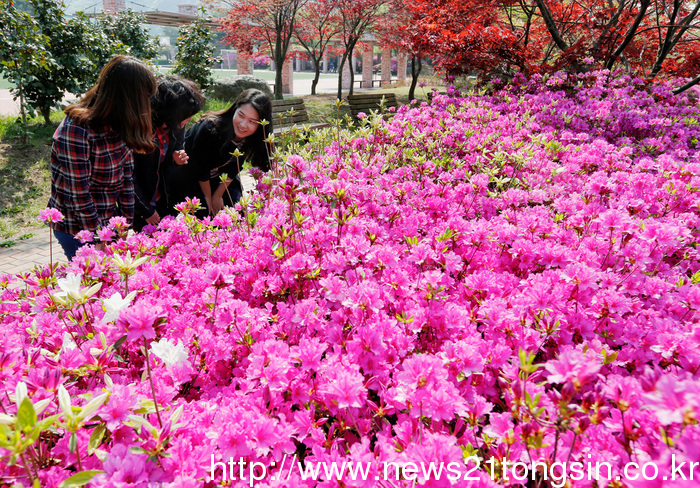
173, 150, 189, 165
145, 210, 160, 225
210, 195, 225, 215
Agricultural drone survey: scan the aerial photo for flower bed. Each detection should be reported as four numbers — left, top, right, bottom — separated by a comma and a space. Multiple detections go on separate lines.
2, 71, 700, 487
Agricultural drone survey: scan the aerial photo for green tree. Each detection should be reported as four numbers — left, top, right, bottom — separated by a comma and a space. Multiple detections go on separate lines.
97, 8, 160, 61
172, 10, 220, 90
23, 0, 114, 124
0, 0, 52, 141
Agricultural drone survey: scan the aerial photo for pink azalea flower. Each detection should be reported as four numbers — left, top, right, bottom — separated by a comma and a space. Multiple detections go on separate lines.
75, 230, 94, 243
118, 301, 163, 341
545, 349, 602, 390
38, 207, 64, 225
96, 227, 116, 242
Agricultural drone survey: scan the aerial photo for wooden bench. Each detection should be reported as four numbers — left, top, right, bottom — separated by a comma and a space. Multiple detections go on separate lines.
271, 98, 329, 135
427, 90, 448, 102
346, 92, 398, 118
357, 79, 394, 88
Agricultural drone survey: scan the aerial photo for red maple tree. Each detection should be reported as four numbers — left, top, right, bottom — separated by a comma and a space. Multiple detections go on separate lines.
334, 0, 391, 98
294, 0, 342, 95
215, 0, 309, 99
375, 0, 433, 100
410, 0, 700, 92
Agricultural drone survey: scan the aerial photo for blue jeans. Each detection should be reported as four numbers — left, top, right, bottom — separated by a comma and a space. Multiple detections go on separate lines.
54, 230, 82, 260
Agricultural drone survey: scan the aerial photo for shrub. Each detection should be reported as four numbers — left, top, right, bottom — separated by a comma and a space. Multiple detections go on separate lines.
2, 71, 700, 486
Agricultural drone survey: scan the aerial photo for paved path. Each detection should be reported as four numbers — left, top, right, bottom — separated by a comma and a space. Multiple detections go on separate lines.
0, 171, 256, 278
0, 226, 64, 276
0, 90, 20, 116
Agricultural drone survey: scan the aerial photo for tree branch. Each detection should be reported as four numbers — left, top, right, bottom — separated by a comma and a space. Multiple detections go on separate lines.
673, 73, 700, 95
605, 0, 651, 70
533, 0, 570, 52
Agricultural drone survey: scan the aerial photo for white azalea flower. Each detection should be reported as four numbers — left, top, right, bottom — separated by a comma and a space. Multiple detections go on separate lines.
57, 385, 72, 416
102, 291, 137, 323
53, 273, 101, 303
150, 338, 189, 368
14, 382, 28, 407
55, 273, 82, 298
61, 332, 77, 353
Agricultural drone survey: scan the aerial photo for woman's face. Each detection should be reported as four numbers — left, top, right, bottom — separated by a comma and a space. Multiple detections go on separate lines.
232, 103, 260, 140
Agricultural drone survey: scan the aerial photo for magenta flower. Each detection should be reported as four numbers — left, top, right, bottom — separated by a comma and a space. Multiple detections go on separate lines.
545, 349, 602, 389
107, 216, 129, 234
117, 301, 163, 341
38, 207, 64, 225
2, 69, 700, 484
174, 196, 201, 214
319, 364, 366, 410
96, 227, 116, 242
75, 230, 94, 243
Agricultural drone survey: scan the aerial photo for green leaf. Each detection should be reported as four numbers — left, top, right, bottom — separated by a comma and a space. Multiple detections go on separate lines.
17, 397, 37, 431
603, 349, 618, 365
59, 470, 104, 487
88, 423, 106, 455
112, 334, 128, 350
36, 414, 60, 431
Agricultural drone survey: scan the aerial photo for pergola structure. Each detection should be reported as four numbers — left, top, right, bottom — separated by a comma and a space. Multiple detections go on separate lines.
139, 11, 218, 29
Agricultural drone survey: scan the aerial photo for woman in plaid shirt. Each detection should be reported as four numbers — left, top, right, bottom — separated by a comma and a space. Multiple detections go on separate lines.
48, 55, 157, 259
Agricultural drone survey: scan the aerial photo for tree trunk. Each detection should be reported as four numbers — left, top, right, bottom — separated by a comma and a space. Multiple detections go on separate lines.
41, 106, 51, 125
604, 0, 651, 70
336, 52, 350, 100
648, 1, 700, 79
274, 34, 284, 100
274, 64, 283, 100
348, 51, 355, 97
408, 56, 422, 101
18, 80, 28, 145
533, 0, 569, 52
311, 59, 320, 95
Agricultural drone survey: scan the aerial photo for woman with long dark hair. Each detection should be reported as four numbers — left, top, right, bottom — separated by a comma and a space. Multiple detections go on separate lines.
182, 89, 273, 215
133, 76, 205, 231
48, 55, 157, 259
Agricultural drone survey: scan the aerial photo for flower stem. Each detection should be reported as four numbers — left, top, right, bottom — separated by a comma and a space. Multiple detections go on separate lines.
49, 231, 53, 269
143, 338, 163, 428
19, 452, 37, 486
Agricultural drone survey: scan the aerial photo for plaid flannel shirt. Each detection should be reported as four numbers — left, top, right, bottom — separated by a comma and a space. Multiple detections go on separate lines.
48, 116, 135, 235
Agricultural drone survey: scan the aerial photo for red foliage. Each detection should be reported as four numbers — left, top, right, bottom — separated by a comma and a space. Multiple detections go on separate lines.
409, 0, 700, 82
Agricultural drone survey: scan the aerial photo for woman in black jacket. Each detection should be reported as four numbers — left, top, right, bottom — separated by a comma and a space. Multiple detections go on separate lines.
183, 89, 273, 216
133, 76, 205, 231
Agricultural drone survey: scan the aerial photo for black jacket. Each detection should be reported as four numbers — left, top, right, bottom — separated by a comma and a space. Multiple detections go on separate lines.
184, 118, 246, 185
133, 127, 185, 228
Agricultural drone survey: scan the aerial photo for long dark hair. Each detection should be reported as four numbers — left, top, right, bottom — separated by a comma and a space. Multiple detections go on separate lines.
66, 55, 157, 154
207, 89, 273, 171
152, 76, 205, 132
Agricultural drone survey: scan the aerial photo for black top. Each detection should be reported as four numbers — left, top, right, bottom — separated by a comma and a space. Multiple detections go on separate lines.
184, 118, 247, 186
133, 127, 185, 225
